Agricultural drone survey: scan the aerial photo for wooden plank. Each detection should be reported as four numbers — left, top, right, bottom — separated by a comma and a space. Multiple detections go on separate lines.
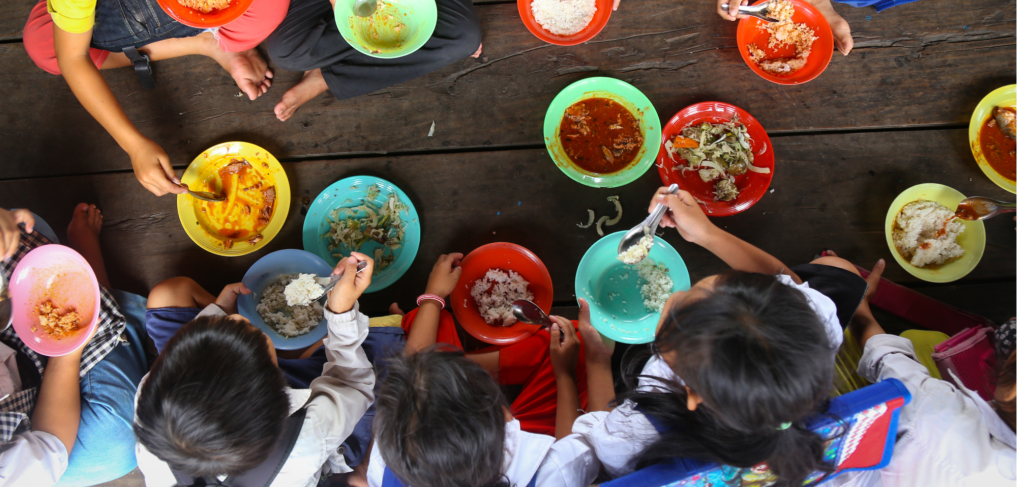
1, 0, 1013, 180
0, 0, 35, 42
0, 128, 1012, 318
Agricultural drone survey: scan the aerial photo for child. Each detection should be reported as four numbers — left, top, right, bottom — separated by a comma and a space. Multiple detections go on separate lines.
0, 204, 148, 487
552, 187, 872, 486
825, 264, 1016, 487
364, 253, 613, 486
133, 253, 378, 486
22, 0, 286, 196
719, 0, 854, 56
263, 0, 482, 122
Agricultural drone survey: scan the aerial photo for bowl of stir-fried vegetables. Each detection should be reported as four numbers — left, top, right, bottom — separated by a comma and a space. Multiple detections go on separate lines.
302, 176, 420, 293
656, 102, 774, 216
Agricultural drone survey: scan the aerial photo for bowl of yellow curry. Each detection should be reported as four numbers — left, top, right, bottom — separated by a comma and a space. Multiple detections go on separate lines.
177, 142, 291, 257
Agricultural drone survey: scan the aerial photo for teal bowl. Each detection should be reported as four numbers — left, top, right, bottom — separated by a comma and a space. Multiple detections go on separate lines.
574, 231, 691, 344
302, 176, 420, 293
335, 0, 437, 59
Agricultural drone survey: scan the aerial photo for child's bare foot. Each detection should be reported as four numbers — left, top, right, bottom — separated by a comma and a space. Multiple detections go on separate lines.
807, 0, 853, 55
471, 43, 483, 58
389, 302, 405, 316
209, 45, 273, 101
67, 203, 111, 289
275, 69, 328, 122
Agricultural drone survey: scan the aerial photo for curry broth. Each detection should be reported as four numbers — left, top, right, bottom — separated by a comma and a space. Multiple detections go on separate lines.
195, 157, 278, 247
558, 98, 644, 174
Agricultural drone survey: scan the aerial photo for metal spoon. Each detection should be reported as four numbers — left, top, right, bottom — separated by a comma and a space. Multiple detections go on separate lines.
353, 0, 378, 17
954, 196, 1017, 221
313, 261, 369, 303
178, 183, 225, 202
511, 299, 554, 330
618, 184, 679, 257
721, 2, 779, 22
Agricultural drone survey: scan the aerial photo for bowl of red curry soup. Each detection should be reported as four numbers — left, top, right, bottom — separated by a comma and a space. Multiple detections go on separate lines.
968, 85, 1016, 194
543, 77, 661, 188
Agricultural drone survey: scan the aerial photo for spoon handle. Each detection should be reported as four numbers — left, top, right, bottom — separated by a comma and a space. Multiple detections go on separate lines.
646, 184, 680, 232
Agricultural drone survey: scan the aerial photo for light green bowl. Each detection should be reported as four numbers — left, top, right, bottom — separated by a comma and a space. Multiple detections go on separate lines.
575, 231, 691, 344
335, 0, 437, 59
543, 77, 661, 188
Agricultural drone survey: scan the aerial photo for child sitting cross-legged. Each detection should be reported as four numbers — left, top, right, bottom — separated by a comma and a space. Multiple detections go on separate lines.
363, 253, 616, 486
133, 253, 378, 487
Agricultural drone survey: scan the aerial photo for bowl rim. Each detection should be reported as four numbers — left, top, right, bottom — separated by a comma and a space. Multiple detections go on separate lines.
656, 101, 775, 216
735, 0, 834, 85
155, 0, 253, 28
883, 183, 986, 283
450, 242, 554, 346
516, 0, 614, 46
301, 175, 421, 293
543, 77, 662, 188
334, 0, 438, 59
176, 141, 291, 257
967, 84, 1016, 194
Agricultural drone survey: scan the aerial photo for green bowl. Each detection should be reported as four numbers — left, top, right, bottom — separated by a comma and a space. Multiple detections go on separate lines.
335, 0, 437, 59
575, 231, 691, 344
543, 77, 661, 188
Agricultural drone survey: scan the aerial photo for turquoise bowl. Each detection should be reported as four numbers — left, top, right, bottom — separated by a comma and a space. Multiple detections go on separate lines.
302, 176, 420, 293
574, 231, 691, 344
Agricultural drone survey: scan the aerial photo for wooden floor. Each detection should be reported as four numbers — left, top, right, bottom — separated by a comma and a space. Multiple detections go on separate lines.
0, 0, 1014, 484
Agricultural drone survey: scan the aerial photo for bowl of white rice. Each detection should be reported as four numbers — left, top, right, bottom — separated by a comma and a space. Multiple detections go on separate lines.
575, 231, 691, 344
518, 0, 613, 45
885, 183, 986, 283
451, 243, 554, 345
238, 249, 334, 350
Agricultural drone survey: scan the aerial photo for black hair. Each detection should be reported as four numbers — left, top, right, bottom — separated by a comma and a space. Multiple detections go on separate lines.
133, 315, 290, 478
621, 271, 836, 486
374, 347, 511, 487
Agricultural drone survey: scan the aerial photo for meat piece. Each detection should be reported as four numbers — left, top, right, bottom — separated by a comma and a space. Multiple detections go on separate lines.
248, 234, 263, 245
612, 135, 642, 152
258, 205, 273, 226
994, 107, 1016, 140
714, 179, 740, 202
222, 158, 250, 175
600, 145, 615, 163
263, 186, 276, 204
223, 238, 234, 250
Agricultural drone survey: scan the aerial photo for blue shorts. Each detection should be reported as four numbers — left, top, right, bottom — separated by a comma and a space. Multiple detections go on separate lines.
832, 0, 920, 12
145, 307, 405, 467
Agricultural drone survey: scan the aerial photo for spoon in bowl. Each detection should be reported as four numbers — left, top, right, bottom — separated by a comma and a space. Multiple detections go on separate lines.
953, 196, 1016, 221
313, 261, 370, 303
511, 300, 554, 330
721, 2, 779, 22
618, 184, 679, 260
177, 183, 225, 203
353, 0, 378, 17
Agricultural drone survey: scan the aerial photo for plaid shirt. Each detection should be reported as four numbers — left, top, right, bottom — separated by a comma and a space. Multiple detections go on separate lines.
0, 228, 126, 442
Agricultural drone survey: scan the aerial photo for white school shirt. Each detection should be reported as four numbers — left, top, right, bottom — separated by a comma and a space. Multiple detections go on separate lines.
548, 276, 844, 485
136, 302, 376, 487
824, 334, 1016, 487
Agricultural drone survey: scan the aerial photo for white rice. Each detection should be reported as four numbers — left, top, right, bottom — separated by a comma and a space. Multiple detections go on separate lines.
470, 269, 534, 326
635, 259, 672, 312
618, 234, 653, 265
892, 200, 966, 267
257, 274, 324, 337
283, 273, 324, 307
531, 0, 596, 36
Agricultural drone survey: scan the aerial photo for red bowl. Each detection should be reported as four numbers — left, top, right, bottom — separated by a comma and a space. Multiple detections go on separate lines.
517, 0, 614, 46
656, 102, 775, 217
156, 0, 255, 28
450, 243, 554, 346
735, 0, 834, 85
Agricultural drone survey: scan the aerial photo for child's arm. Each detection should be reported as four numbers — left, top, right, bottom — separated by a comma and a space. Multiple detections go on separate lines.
650, 188, 802, 283
308, 254, 377, 444
548, 316, 581, 440
404, 253, 462, 355
31, 352, 82, 455
53, 27, 184, 198
849, 258, 887, 348
0, 208, 34, 261
576, 299, 616, 413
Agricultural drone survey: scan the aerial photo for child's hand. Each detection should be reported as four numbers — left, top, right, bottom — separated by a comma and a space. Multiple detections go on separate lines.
718, 0, 748, 20
424, 253, 463, 297
549, 316, 580, 380
329, 252, 373, 314
576, 298, 614, 364
650, 187, 715, 244
216, 283, 252, 315
0, 208, 34, 261
862, 258, 885, 308
128, 138, 187, 197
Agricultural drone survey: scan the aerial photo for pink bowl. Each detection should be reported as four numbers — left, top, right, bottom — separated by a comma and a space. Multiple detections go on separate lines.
10, 245, 100, 356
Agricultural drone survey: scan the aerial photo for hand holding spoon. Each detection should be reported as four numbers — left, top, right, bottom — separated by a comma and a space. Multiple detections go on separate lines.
511, 299, 554, 329
618, 184, 679, 260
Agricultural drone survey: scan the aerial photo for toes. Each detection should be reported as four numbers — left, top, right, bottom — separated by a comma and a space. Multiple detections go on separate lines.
74, 203, 90, 215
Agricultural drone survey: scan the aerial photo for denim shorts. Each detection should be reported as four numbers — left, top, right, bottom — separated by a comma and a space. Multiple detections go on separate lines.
91, 0, 202, 51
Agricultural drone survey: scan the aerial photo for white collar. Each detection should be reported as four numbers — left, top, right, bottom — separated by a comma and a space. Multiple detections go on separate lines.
502, 419, 555, 485
948, 370, 1017, 450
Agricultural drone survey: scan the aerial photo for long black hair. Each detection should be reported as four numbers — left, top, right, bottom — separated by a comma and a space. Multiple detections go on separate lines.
621, 271, 836, 486
374, 347, 511, 487
134, 315, 290, 477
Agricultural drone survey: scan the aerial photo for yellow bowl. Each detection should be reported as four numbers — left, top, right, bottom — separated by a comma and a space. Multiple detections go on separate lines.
176, 142, 291, 257
884, 183, 985, 283
968, 85, 1016, 194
